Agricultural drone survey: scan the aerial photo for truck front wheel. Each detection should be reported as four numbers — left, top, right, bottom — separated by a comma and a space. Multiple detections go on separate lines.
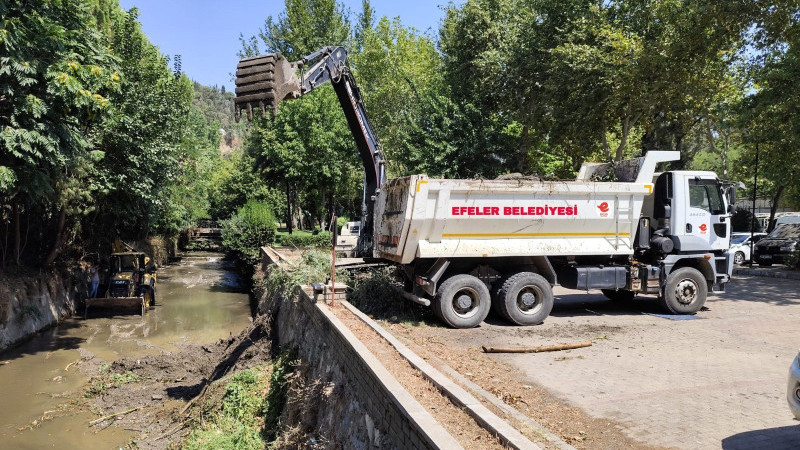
433, 274, 491, 328
659, 267, 707, 314
494, 272, 553, 325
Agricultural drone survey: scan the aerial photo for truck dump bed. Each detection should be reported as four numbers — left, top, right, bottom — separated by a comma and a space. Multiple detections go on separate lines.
374, 152, 677, 264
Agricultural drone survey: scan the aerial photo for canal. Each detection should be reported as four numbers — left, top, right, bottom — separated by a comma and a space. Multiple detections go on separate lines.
0, 253, 252, 449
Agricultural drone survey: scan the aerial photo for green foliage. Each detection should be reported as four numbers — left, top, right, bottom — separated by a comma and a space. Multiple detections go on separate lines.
1, 0, 229, 268
259, 249, 345, 302
262, 352, 293, 442
222, 370, 265, 426
221, 201, 278, 264
184, 418, 265, 450
184, 367, 270, 450
348, 267, 432, 326
351, 16, 443, 176
246, 86, 358, 230
240, 0, 350, 60
84, 370, 144, 398
398, 93, 517, 178
276, 231, 332, 248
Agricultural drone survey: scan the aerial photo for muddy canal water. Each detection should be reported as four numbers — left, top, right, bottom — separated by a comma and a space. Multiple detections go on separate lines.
0, 253, 252, 449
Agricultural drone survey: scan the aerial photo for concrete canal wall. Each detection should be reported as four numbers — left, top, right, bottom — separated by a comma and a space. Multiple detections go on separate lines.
0, 270, 78, 353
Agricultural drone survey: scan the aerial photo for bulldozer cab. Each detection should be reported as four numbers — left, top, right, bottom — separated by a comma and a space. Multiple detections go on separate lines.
111, 253, 140, 273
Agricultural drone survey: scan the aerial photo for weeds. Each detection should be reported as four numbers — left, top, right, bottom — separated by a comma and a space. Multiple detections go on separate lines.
258, 249, 349, 302
84, 370, 144, 398
183, 352, 297, 450
348, 267, 434, 326
263, 351, 294, 443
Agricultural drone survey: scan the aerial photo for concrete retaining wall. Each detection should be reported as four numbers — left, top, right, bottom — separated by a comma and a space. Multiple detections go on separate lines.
0, 270, 78, 352
268, 286, 459, 449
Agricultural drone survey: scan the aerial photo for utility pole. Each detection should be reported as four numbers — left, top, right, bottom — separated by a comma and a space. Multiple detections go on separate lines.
749, 143, 759, 268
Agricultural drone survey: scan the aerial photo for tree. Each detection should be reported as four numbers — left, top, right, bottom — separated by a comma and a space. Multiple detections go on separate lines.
350, 16, 443, 176
0, 0, 120, 267
239, 0, 350, 59
742, 22, 800, 229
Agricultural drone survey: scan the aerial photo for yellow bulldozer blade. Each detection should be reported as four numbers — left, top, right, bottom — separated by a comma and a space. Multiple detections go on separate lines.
85, 297, 146, 318
234, 53, 301, 119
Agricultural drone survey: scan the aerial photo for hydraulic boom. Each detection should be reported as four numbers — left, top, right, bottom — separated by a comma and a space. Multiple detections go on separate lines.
235, 46, 386, 255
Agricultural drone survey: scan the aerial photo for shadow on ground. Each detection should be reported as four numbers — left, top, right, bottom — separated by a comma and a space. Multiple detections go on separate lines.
722, 423, 800, 449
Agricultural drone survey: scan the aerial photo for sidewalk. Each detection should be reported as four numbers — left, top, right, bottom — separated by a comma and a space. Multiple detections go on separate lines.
733, 265, 800, 280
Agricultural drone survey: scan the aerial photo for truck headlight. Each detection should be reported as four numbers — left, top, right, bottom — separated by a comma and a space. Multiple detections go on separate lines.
781, 244, 796, 252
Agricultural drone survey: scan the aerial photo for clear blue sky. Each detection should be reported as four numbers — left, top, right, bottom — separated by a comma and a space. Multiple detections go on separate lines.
118, 0, 448, 92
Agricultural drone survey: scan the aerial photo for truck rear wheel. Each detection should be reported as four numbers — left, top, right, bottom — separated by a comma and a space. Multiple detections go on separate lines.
494, 272, 553, 325
659, 267, 707, 314
433, 274, 491, 328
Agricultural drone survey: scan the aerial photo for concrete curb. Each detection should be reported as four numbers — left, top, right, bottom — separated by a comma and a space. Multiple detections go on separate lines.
340, 301, 542, 450
734, 267, 800, 281
426, 353, 578, 450
313, 300, 463, 449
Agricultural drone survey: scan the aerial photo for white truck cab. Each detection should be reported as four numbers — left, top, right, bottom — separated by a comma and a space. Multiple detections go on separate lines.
335, 221, 361, 256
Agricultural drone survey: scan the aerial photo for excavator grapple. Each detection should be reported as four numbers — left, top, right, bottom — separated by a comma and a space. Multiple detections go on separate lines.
235, 53, 301, 119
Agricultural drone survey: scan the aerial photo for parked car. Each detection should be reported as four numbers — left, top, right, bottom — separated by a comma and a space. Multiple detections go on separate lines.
754, 223, 800, 266
729, 232, 767, 264
789, 351, 800, 419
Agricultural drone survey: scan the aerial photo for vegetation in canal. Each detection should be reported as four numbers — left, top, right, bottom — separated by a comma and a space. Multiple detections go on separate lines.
85, 366, 145, 399
183, 352, 295, 450
254, 249, 348, 305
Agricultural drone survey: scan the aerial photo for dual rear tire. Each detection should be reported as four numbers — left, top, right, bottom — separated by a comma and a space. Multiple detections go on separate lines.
432, 272, 554, 328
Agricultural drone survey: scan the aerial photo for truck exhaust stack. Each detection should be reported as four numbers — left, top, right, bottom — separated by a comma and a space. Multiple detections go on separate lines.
234, 53, 301, 119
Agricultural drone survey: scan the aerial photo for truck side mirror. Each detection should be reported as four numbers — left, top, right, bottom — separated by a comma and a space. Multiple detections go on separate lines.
727, 186, 736, 214
637, 218, 651, 249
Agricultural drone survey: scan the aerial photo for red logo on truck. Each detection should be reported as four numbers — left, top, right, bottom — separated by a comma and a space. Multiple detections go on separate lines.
597, 202, 610, 217
699, 224, 708, 234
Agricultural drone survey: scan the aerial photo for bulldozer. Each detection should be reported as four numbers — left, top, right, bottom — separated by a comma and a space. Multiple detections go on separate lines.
85, 240, 157, 317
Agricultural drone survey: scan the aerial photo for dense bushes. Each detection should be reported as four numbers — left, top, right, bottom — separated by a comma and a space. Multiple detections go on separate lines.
276, 232, 332, 248
221, 201, 277, 264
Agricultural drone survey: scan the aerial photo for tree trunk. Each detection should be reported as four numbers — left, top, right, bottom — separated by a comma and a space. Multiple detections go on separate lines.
517, 124, 530, 173
44, 208, 66, 266
285, 180, 293, 235
13, 202, 20, 266
767, 185, 785, 233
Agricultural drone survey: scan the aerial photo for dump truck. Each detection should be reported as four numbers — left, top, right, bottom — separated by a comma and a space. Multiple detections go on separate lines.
235, 46, 735, 328
85, 242, 157, 317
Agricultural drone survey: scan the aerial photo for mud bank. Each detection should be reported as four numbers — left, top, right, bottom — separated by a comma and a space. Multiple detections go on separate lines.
0, 270, 80, 352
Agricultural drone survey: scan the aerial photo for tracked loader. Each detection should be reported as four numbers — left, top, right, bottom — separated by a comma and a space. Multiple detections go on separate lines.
85, 241, 157, 317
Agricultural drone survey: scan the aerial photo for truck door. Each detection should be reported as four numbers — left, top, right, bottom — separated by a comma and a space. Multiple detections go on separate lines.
686, 178, 729, 251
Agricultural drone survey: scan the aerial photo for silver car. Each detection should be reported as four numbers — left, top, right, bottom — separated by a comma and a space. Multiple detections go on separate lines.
789, 351, 800, 419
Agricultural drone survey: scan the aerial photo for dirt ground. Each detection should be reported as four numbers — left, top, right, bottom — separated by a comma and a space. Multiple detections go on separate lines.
378, 319, 658, 450
75, 314, 272, 449
328, 301, 510, 450
353, 275, 800, 450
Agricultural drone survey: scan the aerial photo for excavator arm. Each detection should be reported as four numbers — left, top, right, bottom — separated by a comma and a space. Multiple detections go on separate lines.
235, 46, 385, 256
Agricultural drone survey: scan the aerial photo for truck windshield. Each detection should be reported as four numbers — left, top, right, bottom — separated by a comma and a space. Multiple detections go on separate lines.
769, 223, 800, 239
688, 179, 724, 215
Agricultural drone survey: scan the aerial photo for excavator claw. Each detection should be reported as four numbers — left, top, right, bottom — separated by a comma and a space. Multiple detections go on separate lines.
235, 53, 301, 119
